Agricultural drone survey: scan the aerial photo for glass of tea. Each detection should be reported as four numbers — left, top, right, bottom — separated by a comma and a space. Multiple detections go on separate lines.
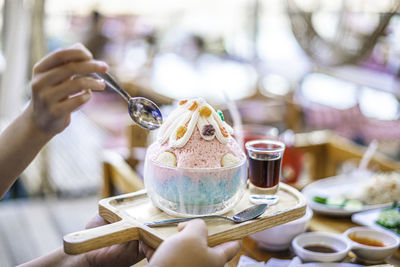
245, 139, 285, 200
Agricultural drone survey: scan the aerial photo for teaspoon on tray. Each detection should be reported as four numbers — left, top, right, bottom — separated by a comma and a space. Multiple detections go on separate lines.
90, 72, 163, 130
145, 204, 268, 227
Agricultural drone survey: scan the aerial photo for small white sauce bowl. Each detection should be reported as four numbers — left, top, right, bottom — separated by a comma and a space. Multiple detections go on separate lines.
250, 208, 313, 251
292, 232, 351, 262
344, 227, 400, 264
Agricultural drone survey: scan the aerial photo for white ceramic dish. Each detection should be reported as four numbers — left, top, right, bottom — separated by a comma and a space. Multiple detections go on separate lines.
292, 232, 350, 262
292, 227, 400, 264
250, 207, 313, 251
352, 208, 400, 237
344, 227, 400, 264
302, 172, 391, 216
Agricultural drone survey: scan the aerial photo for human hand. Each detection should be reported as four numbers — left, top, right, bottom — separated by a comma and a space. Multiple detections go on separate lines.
83, 215, 154, 267
28, 43, 108, 137
147, 219, 241, 267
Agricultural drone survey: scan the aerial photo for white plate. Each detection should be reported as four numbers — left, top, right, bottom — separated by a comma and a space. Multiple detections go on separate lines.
352, 208, 400, 236
302, 172, 391, 216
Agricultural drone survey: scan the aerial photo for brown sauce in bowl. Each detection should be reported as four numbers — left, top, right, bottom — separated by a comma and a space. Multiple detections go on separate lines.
303, 244, 337, 253
348, 233, 385, 247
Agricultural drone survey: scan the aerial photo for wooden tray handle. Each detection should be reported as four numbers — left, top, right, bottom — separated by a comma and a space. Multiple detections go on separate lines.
63, 220, 139, 255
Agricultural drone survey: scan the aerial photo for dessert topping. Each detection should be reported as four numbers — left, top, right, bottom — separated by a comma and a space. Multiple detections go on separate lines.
188, 101, 198, 111
199, 106, 212, 117
221, 153, 240, 167
202, 124, 215, 136
179, 100, 188, 105
220, 126, 229, 137
156, 151, 177, 167
157, 98, 232, 147
217, 110, 225, 121
176, 125, 187, 139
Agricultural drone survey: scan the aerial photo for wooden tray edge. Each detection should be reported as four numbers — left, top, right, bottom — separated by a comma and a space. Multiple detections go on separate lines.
98, 184, 307, 248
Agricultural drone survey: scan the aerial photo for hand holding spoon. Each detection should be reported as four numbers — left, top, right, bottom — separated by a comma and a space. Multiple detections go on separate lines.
91, 72, 163, 130
145, 204, 268, 227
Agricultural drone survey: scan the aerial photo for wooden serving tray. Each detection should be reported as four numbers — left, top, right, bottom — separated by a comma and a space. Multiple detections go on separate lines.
64, 183, 306, 255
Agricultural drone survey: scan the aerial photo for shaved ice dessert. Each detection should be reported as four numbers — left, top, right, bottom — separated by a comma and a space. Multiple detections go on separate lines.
144, 98, 247, 216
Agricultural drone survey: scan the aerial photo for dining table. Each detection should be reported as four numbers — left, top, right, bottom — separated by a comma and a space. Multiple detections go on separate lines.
226, 213, 400, 266
99, 126, 400, 266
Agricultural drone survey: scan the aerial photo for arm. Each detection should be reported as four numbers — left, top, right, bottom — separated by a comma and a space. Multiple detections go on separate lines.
20, 218, 239, 267
18, 248, 88, 267
0, 43, 107, 198
19, 215, 150, 267
0, 105, 52, 197
19, 216, 239, 267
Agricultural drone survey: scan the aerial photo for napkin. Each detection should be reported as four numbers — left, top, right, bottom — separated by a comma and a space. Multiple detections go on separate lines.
236, 255, 364, 267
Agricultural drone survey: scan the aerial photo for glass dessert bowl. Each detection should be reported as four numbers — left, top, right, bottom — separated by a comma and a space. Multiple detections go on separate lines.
144, 98, 247, 217
144, 151, 247, 217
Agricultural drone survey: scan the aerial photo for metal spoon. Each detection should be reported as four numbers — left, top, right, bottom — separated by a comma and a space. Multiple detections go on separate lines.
145, 204, 268, 227
91, 72, 163, 130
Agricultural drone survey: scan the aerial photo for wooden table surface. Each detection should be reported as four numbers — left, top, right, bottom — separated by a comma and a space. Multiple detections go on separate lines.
225, 213, 400, 267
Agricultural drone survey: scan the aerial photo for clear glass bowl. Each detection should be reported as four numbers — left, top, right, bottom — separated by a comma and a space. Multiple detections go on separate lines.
144, 150, 247, 217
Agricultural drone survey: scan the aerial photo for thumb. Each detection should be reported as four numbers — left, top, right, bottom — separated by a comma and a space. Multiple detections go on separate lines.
177, 219, 208, 245
177, 219, 208, 237
85, 214, 108, 229
210, 240, 241, 264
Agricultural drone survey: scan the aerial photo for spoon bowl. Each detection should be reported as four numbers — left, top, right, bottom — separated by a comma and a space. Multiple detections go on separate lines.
145, 204, 268, 227
91, 72, 163, 130
128, 97, 163, 130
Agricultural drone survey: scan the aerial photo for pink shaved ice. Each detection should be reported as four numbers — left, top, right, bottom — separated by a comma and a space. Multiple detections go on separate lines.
148, 129, 243, 168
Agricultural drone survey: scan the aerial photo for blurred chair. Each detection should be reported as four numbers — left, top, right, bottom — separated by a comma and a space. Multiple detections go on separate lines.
101, 150, 144, 198
294, 130, 400, 187
125, 124, 149, 170
101, 124, 150, 198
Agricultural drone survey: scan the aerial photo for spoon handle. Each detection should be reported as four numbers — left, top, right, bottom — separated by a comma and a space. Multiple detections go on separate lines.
145, 215, 231, 227
91, 72, 132, 103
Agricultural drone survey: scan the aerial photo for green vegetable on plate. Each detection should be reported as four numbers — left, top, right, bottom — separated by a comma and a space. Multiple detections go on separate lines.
376, 201, 400, 234
312, 195, 363, 211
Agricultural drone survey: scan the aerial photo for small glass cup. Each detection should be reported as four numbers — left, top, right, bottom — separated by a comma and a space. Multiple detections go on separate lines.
245, 139, 285, 204
241, 124, 279, 150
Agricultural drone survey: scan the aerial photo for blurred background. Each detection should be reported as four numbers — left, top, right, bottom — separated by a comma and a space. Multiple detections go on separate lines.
0, 0, 399, 266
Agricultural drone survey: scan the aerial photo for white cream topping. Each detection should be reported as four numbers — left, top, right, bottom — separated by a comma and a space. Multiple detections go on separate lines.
157, 98, 232, 148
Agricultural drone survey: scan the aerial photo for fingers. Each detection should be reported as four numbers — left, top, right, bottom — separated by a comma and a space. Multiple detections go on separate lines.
139, 241, 155, 260
47, 77, 105, 103
210, 240, 241, 265
176, 219, 208, 247
32, 59, 108, 90
54, 90, 92, 114
177, 219, 208, 238
33, 43, 92, 74
85, 214, 108, 229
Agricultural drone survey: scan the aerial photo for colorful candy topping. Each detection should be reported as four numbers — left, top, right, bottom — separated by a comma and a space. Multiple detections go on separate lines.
176, 125, 187, 139
188, 101, 198, 111
202, 124, 215, 136
199, 106, 212, 117
157, 98, 233, 147
217, 110, 225, 121
220, 126, 229, 137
